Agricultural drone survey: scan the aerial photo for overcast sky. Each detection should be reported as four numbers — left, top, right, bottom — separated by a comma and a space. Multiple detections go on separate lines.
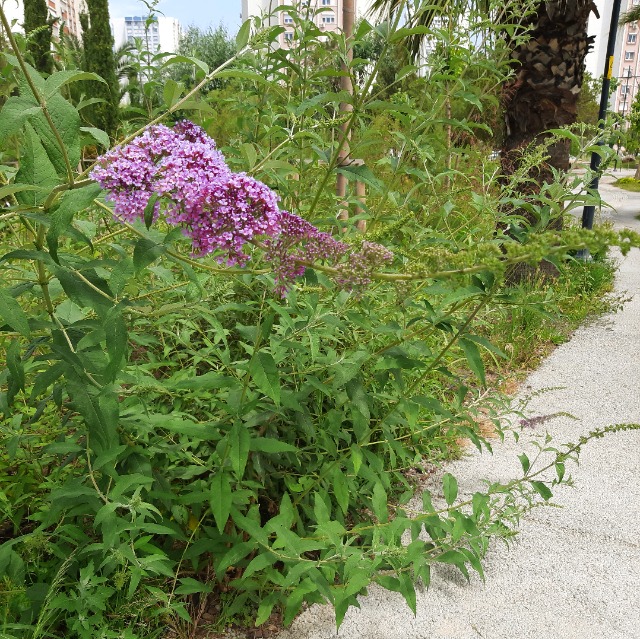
109, 0, 242, 32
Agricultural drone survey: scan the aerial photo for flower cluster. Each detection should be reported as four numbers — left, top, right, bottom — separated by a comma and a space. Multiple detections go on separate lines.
336, 241, 394, 291
91, 122, 281, 266
92, 121, 394, 292
264, 211, 349, 295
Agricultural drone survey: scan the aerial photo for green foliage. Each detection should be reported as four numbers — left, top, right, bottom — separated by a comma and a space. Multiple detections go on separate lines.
576, 71, 601, 127
23, 0, 53, 75
613, 176, 640, 191
80, 0, 118, 137
173, 25, 236, 91
0, 4, 639, 638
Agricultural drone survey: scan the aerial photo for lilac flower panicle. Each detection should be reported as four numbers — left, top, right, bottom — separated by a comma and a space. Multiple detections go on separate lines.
91, 120, 395, 293
91, 122, 279, 265
336, 241, 394, 292
264, 211, 349, 296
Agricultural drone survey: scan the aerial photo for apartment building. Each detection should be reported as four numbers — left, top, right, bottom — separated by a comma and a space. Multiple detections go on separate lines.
586, 0, 640, 120
613, 0, 640, 119
2, 0, 85, 39
111, 15, 182, 54
242, 0, 374, 47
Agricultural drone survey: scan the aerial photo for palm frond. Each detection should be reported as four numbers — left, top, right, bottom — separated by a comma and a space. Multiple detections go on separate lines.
620, 5, 640, 25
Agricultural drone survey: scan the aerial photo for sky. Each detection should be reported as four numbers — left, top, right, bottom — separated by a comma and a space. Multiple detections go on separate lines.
109, 0, 242, 32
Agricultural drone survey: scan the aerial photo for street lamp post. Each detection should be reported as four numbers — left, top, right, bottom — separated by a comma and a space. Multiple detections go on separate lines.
580, 0, 624, 238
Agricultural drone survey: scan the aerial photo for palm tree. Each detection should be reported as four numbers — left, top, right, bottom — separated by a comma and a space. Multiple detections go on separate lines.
370, 0, 597, 195
621, 4, 640, 24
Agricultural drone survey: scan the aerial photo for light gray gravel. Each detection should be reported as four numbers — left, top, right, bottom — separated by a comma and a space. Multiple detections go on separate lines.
275, 175, 640, 639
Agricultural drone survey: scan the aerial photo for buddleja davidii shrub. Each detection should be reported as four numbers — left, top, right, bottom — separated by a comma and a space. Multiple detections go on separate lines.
0, 44, 480, 634
2, 7, 640, 637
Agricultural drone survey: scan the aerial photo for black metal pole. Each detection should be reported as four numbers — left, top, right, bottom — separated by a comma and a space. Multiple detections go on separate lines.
581, 0, 624, 232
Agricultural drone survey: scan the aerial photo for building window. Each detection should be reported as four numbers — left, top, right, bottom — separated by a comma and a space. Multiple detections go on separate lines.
621, 85, 630, 95
629, 33, 637, 44
322, 14, 335, 23
284, 32, 294, 42
284, 15, 294, 23
625, 51, 635, 60
321, 0, 331, 5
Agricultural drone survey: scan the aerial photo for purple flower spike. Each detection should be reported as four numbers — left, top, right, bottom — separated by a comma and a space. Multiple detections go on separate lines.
91, 120, 394, 294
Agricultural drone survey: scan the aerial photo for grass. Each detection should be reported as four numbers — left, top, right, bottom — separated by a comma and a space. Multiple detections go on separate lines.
481, 254, 619, 382
613, 177, 640, 192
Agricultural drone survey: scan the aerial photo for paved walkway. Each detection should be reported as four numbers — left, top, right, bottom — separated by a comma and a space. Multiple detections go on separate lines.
276, 174, 640, 639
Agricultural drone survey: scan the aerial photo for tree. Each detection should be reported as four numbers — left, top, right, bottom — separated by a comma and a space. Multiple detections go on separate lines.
576, 71, 602, 127
23, 0, 54, 74
81, 0, 119, 136
500, 1, 594, 184
370, 1, 597, 186
173, 25, 236, 91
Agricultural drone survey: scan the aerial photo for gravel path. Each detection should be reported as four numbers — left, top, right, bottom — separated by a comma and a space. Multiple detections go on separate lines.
275, 174, 640, 639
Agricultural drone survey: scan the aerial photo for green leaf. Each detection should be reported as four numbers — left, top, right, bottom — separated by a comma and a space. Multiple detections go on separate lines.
0, 289, 30, 336
67, 382, 119, 455
162, 55, 209, 75
143, 192, 159, 230
44, 71, 105, 98
236, 19, 251, 50
229, 422, 250, 478
104, 306, 128, 381
80, 126, 110, 148
389, 25, 434, 43
169, 372, 238, 391
249, 438, 298, 454
463, 333, 507, 359
216, 541, 255, 575
371, 482, 388, 523
109, 258, 134, 296
133, 237, 166, 273
0, 184, 45, 200
175, 577, 212, 596
46, 183, 101, 262
249, 352, 280, 405
458, 91, 483, 110
162, 79, 184, 108
351, 444, 362, 476
436, 549, 469, 574
331, 467, 349, 515
28, 92, 82, 176
6, 340, 25, 403
55, 267, 112, 314
459, 337, 485, 386
210, 472, 232, 534
0, 96, 40, 142
243, 552, 277, 580
15, 124, 58, 206
255, 592, 279, 627
442, 472, 458, 506
518, 453, 530, 474
336, 162, 382, 192
530, 481, 553, 501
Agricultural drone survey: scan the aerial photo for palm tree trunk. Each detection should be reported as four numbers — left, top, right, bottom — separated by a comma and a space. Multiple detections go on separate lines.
501, 0, 594, 194
500, 0, 595, 281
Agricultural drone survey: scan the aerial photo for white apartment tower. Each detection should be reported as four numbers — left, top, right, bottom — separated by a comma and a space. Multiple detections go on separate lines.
612, 0, 640, 119
111, 15, 181, 54
586, 0, 640, 120
242, 0, 374, 47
